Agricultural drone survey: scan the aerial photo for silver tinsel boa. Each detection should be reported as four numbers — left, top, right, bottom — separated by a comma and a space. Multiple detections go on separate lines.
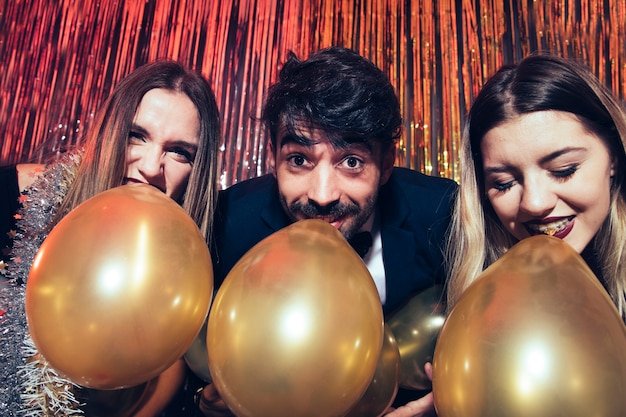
0, 152, 83, 416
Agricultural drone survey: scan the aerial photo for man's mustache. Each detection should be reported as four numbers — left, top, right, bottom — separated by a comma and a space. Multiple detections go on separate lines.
289, 200, 360, 218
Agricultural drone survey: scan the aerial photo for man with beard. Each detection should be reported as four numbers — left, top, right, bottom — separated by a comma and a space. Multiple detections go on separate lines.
195, 46, 457, 417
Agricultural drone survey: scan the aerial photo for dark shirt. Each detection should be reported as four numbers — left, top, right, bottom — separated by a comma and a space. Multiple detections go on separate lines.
0, 165, 20, 265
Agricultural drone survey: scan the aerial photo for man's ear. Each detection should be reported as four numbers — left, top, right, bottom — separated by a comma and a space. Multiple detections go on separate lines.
268, 140, 277, 177
380, 145, 395, 185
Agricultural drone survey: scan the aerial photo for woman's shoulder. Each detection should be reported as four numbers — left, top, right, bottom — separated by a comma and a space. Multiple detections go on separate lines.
16, 151, 83, 194
16, 163, 46, 192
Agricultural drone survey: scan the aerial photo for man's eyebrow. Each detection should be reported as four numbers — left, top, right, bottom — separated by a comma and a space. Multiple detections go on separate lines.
279, 133, 374, 153
279, 133, 317, 148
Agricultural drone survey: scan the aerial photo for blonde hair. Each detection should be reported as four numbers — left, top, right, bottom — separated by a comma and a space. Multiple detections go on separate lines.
447, 54, 626, 321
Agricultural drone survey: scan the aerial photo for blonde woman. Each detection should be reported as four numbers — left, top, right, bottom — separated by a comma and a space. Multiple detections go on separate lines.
447, 54, 626, 322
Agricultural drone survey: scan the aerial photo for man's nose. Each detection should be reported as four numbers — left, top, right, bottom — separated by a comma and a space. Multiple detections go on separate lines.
307, 165, 341, 206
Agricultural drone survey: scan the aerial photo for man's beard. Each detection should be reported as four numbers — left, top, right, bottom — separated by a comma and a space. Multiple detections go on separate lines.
280, 196, 376, 240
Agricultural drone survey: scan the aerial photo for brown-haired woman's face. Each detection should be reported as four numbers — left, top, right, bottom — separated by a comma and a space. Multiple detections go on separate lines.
481, 110, 615, 253
124, 88, 200, 201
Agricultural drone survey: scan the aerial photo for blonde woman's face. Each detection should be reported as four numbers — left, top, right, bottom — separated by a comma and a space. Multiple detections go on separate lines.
125, 88, 200, 201
481, 110, 615, 253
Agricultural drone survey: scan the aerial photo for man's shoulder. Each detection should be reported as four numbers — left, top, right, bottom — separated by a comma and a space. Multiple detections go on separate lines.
380, 167, 457, 221
388, 167, 457, 194
219, 174, 276, 202
212, 174, 284, 284
215, 174, 282, 230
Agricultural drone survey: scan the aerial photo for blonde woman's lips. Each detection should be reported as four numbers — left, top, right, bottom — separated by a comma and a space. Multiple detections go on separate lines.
525, 216, 575, 239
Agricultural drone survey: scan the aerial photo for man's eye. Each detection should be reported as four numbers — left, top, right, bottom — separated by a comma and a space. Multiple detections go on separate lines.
288, 155, 306, 166
343, 156, 363, 169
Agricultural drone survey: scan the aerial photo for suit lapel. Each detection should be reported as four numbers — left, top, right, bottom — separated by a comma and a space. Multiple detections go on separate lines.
260, 178, 292, 233
378, 174, 417, 315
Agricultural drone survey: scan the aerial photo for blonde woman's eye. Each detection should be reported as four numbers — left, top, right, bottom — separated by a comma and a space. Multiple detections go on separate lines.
493, 180, 514, 192
551, 164, 578, 180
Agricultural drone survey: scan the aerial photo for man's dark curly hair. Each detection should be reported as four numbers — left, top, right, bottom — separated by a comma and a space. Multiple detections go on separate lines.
262, 46, 402, 152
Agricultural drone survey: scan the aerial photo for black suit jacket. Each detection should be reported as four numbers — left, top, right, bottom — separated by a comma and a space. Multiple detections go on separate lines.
211, 167, 457, 316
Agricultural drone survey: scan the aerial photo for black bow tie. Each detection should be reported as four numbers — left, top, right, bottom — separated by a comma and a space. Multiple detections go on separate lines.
348, 231, 373, 258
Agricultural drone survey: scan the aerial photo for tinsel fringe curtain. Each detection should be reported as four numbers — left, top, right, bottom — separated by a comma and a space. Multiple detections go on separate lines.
1, 0, 624, 186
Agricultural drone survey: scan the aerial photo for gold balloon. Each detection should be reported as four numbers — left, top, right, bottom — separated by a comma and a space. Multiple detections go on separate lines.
184, 320, 213, 382
344, 324, 400, 417
387, 285, 446, 390
433, 235, 626, 417
25, 184, 213, 389
207, 219, 383, 417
